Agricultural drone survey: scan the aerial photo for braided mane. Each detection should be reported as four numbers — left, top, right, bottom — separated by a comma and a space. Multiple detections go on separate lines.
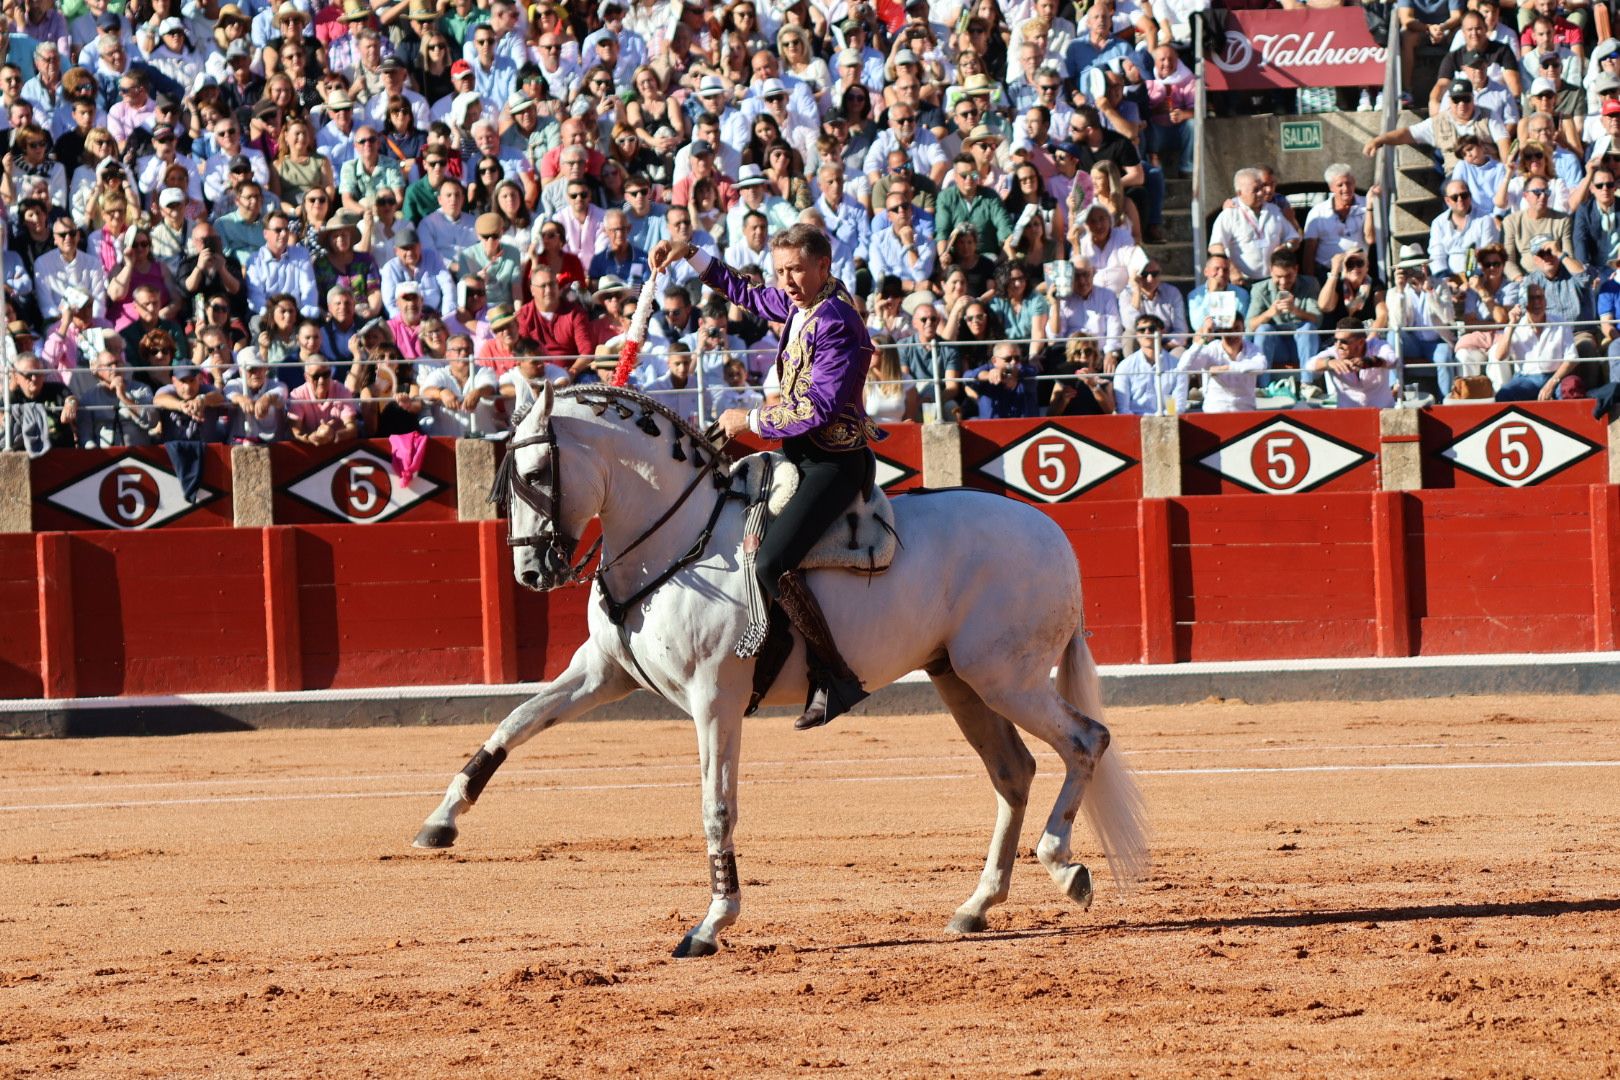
509, 383, 730, 473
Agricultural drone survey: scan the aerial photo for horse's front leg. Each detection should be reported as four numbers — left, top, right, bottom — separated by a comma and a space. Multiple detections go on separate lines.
411, 641, 636, 849
674, 699, 745, 958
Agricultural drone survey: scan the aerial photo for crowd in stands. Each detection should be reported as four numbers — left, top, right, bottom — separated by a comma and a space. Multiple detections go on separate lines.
4, 0, 1619, 454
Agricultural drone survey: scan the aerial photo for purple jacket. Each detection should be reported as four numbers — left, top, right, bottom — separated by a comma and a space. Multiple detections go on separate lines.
699, 258, 880, 453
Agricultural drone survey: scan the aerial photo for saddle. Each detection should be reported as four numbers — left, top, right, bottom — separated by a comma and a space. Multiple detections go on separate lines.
728, 451, 899, 573
729, 451, 901, 717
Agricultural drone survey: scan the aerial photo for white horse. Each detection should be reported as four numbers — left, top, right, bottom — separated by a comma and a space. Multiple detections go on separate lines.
413, 383, 1149, 956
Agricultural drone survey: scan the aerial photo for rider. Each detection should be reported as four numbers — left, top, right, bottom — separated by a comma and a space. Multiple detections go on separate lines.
649, 224, 879, 730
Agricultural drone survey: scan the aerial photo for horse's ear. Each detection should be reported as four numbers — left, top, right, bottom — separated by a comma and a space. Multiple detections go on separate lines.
535, 378, 554, 424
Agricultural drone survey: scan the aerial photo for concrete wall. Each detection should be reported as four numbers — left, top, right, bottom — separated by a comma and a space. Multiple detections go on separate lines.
1205, 113, 1384, 193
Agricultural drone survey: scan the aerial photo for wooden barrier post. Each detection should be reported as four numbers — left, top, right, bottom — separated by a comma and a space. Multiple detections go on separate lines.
1591, 485, 1620, 650
1139, 415, 1182, 498
920, 422, 963, 488
478, 519, 518, 684
262, 526, 302, 691
231, 445, 275, 528
1370, 491, 1413, 657
1378, 409, 1423, 491
1137, 499, 1176, 664
1610, 417, 1620, 485
457, 439, 499, 521
0, 451, 29, 532
35, 532, 75, 698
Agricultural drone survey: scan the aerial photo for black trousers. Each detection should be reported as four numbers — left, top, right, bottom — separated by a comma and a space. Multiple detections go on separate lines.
757, 444, 875, 602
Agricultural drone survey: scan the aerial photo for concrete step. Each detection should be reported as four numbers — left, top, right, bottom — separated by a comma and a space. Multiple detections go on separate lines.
1142, 241, 1195, 277
1158, 207, 1193, 245
1395, 169, 1443, 203
1394, 143, 1438, 173
1163, 176, 1193, 203
1392, 201, 1442, 236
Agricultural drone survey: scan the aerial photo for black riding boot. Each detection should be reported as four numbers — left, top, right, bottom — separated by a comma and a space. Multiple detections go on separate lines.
776, 570, 867, 729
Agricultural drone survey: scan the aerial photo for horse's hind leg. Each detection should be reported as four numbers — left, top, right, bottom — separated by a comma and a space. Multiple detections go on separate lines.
964, 673, 1109, 912
930, 663, 1036, 934
412, 642, 636, 849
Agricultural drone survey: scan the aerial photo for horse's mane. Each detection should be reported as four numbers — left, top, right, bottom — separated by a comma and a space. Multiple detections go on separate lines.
511, 383, 729, 472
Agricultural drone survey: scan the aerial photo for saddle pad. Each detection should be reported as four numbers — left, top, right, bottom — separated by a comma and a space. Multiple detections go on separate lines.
731, 451, 898, 573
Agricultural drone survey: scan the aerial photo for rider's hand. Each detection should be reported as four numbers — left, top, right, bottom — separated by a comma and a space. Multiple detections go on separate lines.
649, 239, 692, 274
717, 407, 751, 439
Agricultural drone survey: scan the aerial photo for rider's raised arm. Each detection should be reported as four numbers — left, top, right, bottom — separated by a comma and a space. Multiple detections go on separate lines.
691, 250, 795, 325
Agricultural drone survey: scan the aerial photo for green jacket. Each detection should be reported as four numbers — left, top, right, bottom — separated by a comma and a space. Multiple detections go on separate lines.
935, 185, 1015, 254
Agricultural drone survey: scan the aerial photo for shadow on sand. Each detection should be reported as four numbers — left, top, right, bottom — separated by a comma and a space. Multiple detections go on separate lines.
807, 897, 1620, 952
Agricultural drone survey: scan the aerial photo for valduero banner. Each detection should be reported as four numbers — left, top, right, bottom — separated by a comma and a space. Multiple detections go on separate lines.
1206, 8, 1387, 91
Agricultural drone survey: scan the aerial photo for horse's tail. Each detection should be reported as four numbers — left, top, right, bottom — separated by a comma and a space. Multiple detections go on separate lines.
1058, 631, 1151, 890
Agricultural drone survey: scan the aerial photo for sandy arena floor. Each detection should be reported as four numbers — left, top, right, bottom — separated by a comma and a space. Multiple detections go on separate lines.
2, 693, 1618, 1079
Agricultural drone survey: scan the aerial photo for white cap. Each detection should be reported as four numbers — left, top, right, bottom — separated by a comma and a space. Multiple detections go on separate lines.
734, 163, 768, 188
698, 74, 726, 96
762, 77, 787, 98
159, 186, 187, 208
158, 16, 186, 35
1530, 76, 1557, 96
837, 48, 861, 68
895, 48, 920, 65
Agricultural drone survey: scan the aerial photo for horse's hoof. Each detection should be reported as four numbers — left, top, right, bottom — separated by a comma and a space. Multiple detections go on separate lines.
946, 912, 989, 934
673, 932, 718, 958
1064, 864, 1094, 910
412, 823, 458, 849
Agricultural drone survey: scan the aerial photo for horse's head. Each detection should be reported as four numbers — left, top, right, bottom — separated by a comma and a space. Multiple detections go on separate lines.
497, 381, 604, 591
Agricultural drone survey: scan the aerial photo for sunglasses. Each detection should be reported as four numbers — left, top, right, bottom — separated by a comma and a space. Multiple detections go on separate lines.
1478, 259, 1504, 268
1525, 187, 1550, 195
568, 191, 590, 199
1140, 269, 1161, 278
479, 232, 501, 240
1596, 182, 1617, 190
309, 371, 332, 380
355, 137, 376, 145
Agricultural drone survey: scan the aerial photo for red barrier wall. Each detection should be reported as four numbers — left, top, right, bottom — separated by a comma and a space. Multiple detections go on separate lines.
4, 483, 1617, 699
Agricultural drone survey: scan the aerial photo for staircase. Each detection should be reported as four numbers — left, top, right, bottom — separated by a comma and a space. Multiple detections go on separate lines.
1145, 175, 1197, 301
1389, 109, 1444, 255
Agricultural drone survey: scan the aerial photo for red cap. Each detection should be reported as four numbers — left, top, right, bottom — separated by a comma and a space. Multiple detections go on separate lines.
1604, 98, 1620, 116
450, 59, 472, 77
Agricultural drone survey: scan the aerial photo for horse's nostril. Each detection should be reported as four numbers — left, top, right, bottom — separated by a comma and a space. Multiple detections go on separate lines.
521, 570, 541, 589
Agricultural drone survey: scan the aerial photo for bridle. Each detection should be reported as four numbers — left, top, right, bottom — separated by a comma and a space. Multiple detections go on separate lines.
492, 417, 602, 588
490, 387, 736, 614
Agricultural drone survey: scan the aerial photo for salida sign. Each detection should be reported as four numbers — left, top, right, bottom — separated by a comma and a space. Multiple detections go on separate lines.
1206, 8, 1386, 91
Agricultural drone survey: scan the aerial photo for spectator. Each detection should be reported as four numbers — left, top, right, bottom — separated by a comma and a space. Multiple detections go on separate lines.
1574, 166, 1620, 267
4, 353, 76, 449
1301, 165, 1376, 279
1502, 173, 1573, 279
458, 211, 523, 309
1178, 316, 1267, 413
75, 349, 157, 447
154, 363, 228, 442
1432, 176, 1503, 275
1187, 252, 1252, 331
422, 346, 502, 436
1246, 249, 1323, 380
1389, 245, 1461, 398
1317, 247, 1388, 327
287, 359, 360, 445
1491, 283, 1581, 399
245, 211, 320, 319
516, 264, 593, 380
1046, 338, 1115, 416
642, 343, 702, 424
380, 223, 454, 316
1119, 255, 1188, 355
1048, 257, 1124, 356
1305, 318, 1398, 409
1363, 83, 1511, 173
964, 342, 1039, 419
1521, 232, 1598, 355
1114, 314, 1189, 415
223, 351, 289, 444
1208, 167, 1300, 285
34, 220, 106, 320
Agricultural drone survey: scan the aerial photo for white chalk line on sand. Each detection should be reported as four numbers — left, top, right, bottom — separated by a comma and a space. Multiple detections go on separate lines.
2, 758, 1617, 814
1, 741, 1513, 796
